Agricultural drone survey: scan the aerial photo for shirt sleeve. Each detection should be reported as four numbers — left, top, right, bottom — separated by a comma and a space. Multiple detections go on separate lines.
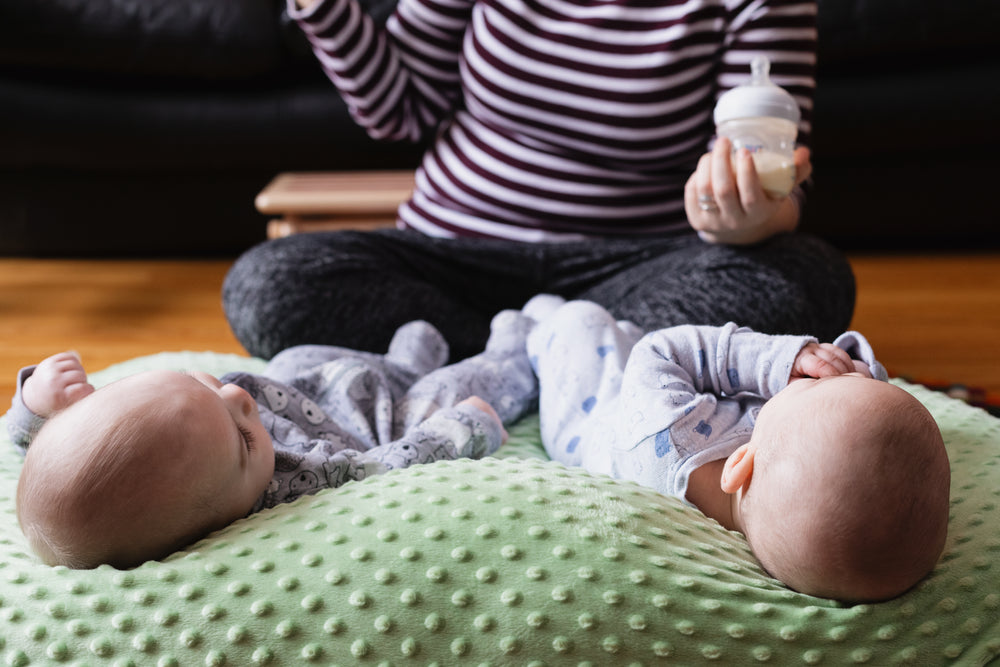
257, 401, 503, 510
613, 323, 814, 498
619, 323, 814, 447
288, 0, 472, 142
366, 401, 505, 468
833, 330, 889, 381
5, 366, 47, 456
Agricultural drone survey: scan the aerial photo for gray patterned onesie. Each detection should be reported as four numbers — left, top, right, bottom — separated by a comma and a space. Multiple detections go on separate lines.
6, 315, 539, 514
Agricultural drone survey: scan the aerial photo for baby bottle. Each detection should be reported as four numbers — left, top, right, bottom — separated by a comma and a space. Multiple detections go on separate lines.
713, 56, 800, 198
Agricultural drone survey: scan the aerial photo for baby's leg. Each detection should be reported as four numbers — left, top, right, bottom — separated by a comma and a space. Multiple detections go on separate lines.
384, 320, 450, 378
395, 309, 539, 435
527, 300, 645, 467
265, 320, 448, 398
265, 344, 371, 383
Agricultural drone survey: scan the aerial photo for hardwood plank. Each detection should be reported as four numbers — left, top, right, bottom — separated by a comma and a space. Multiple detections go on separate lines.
848, 253, 1000, 396
0, 260, 245, 407
1, 254, 998, 412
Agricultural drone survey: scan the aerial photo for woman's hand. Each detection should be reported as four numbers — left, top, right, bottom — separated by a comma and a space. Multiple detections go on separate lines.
22, 351, 95, 418
684, 137, 812, 245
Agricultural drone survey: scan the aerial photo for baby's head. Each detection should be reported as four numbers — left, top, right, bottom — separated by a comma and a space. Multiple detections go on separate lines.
17, 371, 274, 569
726, 374, 950, 601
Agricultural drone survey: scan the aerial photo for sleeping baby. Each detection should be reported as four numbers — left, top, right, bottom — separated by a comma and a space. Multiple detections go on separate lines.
521, 296, 950, 602
8, 316, 536, 569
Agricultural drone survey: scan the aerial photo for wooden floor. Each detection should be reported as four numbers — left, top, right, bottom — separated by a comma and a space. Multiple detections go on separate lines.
1, 254, 999, 409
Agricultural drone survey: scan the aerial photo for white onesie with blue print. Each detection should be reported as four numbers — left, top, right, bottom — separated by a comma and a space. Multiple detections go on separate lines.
525, 299, 887, 503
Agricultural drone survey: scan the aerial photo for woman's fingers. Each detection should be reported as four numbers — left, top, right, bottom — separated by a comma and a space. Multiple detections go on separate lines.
710, 138, 741, 220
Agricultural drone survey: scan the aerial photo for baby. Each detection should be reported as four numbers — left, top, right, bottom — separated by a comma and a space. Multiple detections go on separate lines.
8, 316, 536, 569
522, 296, 950, 602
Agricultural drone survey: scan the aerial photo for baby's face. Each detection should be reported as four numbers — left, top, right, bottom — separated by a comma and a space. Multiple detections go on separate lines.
90, 370, 275, 523
22, 370, 277, 567
173, 370, 276, 514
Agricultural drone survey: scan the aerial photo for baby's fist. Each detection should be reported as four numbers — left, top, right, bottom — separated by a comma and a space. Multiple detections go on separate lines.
458, 396, 508, 443
791, 343, 858, 380
22, 351, 95, 418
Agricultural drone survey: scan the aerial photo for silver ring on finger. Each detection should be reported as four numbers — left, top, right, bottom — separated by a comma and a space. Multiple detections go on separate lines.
698, 194, 719, 212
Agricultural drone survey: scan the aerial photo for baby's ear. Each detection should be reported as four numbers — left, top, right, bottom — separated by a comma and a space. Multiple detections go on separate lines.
721, 443, 755, 494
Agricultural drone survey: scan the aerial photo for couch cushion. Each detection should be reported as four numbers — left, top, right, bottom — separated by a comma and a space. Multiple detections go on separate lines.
0, 0, 286, 79
817, 0, 1000, 70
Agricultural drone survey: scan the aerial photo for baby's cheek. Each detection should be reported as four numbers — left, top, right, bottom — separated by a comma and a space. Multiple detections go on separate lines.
260, 441, 277, 478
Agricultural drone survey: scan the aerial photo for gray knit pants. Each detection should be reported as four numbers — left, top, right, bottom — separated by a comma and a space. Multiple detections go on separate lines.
223, 229, 854, 362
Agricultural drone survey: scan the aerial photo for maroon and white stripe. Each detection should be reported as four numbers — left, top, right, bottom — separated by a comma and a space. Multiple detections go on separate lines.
291, 0, 816, 241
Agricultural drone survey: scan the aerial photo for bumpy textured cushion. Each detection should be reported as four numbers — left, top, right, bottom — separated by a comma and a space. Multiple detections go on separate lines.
1, 352, 999, 665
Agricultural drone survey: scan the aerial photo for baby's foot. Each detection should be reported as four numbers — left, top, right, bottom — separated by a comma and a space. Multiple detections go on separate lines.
387, 321, 449, 376
616, 319, 645, 341
522, 294, 566, 323
485, 310, 537, 355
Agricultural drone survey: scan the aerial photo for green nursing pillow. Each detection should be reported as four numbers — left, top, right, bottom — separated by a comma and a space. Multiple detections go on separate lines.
1, 352, 998, 665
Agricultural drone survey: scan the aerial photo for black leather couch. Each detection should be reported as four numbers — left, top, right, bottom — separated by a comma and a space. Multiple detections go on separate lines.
1, 0, 998, 257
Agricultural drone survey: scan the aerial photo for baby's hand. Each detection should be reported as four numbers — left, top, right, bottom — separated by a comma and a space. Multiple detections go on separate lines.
22, 351, 95, 418
458, 396, 508, 443
791, 343, 872, 380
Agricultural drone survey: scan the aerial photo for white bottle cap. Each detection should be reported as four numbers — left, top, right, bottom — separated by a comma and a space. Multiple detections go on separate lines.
713, 56, 801, 125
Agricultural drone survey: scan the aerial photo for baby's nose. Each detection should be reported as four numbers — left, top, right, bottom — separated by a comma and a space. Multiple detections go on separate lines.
222, 383, 257, 417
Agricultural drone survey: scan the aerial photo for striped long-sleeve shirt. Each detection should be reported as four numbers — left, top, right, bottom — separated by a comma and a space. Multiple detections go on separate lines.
290, 0, 817, 241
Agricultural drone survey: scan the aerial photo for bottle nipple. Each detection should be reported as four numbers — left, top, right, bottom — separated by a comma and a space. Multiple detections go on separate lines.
713, 55, 801, 198
750, 55, 770, 86
713, 55, 800, 126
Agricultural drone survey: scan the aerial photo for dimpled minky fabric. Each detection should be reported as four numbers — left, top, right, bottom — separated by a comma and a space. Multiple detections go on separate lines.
0, 352, 998, 665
